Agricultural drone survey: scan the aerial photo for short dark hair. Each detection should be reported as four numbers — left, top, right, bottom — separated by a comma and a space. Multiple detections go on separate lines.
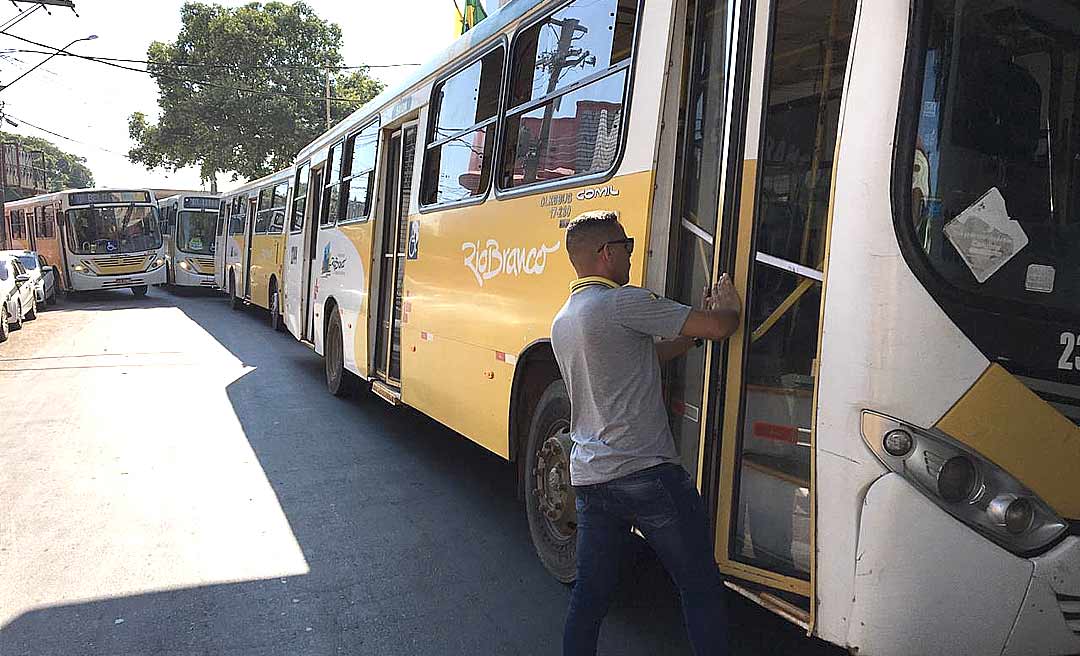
565, 210, 621, 264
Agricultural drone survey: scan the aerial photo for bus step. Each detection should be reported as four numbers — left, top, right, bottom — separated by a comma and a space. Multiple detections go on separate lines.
723, 581, 810, 631
299, 339, 315, 350
371, 380, 401, 406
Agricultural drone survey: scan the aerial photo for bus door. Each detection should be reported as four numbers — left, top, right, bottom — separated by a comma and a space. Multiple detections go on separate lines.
243, 196, 257, 298
372, 124, 416, 385
27, 207, 38, 252
686, 0, 857, 623
301, 165, 324, 342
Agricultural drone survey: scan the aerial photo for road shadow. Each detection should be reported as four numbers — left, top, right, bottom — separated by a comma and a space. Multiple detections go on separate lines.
0, 290, 843, 656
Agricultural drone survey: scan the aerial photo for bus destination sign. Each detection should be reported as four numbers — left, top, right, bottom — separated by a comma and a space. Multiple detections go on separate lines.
70, 191, 152, 205
184, 197, 219, 210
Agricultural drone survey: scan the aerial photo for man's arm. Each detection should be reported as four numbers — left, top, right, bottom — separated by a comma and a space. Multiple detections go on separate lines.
680, 273, 742, 342
655, 335, 696, 363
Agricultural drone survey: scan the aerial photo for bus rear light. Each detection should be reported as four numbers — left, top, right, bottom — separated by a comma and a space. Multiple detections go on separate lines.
861, 410, 1068, 556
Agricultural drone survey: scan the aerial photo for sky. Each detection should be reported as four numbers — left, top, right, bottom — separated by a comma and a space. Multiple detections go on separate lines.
0, 0, 477, 192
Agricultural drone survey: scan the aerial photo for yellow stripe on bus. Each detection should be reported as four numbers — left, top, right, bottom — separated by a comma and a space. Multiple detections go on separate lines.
936, 363, 1080, 519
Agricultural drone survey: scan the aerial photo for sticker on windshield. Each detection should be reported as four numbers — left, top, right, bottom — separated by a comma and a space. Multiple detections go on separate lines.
1025, 264, 1055, 294
944, 187, 1028, 283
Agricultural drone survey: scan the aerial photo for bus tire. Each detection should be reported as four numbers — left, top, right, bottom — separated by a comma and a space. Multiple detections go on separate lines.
325, 309, 356, 397
25, 297, 36, 321
524, 379, 577, 583
269, 283, 284, 332
132, 285, 148, 298
0, 304, 8, 342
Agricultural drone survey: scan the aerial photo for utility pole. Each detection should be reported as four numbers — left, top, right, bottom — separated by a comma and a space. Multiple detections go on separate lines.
325, 69, 331, 131
523, 18, 590, 182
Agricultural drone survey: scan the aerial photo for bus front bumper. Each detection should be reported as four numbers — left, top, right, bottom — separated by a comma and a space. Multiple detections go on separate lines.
847, 474, 1080, 656
70, 266, 166, 291
172, 260, 216, 288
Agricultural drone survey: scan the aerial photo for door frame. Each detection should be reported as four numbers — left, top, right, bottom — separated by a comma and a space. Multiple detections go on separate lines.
372, 121, 417, 384
301, 164, 325, 342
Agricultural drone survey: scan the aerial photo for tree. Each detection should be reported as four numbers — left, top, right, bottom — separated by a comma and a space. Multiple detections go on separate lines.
128, 2, 384, 191
0, 131, 94, 201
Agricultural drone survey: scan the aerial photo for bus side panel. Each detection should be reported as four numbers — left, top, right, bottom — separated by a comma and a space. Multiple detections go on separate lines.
248, 233, 271, 308
227, 234, 246, 296
338, 221, 374, 378
400, 170, 654, 459
812, 0, 989, 645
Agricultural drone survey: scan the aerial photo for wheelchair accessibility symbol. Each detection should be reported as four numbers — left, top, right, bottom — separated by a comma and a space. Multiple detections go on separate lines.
407, 220, 420, 260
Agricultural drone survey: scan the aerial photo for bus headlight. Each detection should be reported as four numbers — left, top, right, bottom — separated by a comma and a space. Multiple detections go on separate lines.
861, 410, 1068, 555
73, 262, 91, 275
148, 257, 165, 271
179, 259, 191, 271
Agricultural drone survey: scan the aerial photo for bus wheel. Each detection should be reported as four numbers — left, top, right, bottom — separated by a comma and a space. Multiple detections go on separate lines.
525, 379, 577, 583
0, 304, 8, 342
269, 284, 284, 332
132, 285, 148, 298
325, 310, 356, 397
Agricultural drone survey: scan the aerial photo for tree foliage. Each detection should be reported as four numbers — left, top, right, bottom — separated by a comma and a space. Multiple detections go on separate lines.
0, 131, 94, 201
128, 2, 384, 191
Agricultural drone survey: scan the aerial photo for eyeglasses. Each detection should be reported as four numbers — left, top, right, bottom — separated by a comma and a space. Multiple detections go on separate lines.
597, 237, 634, 255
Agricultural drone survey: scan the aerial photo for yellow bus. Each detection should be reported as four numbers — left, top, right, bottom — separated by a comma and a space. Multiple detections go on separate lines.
276, 0, 1080, 653
5, 189, 165, 297
158, 193, 219, 289
218, 169, 291, 329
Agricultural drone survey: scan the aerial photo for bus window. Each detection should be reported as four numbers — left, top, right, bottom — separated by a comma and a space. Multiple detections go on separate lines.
420, 47, 503, 206
341, 122, 379, 222
217, 200, 226, 237
228, 197, 245, 235
254, 187, 272, 234
321, 141, 343, 227
290, 162, 310, 233
42, 206, 56, 239
499, 0, 637, 191
10, 210, 25, 240
269, 181, 288, 233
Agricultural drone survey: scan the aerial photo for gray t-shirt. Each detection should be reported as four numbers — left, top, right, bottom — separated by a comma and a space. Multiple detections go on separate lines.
551, 279, 692, 486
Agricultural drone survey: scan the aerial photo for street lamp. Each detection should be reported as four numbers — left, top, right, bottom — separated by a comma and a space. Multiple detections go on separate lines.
0, 33, 96, 92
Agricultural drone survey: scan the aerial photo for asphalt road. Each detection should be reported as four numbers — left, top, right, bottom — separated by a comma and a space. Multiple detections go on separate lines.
0, 287, 845, 656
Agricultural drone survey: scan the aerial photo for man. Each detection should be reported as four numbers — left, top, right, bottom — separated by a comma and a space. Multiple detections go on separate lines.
551, 210, 741, 656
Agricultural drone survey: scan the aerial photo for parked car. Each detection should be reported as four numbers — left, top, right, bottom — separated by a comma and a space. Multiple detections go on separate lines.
5, 250, 59, 306
0, 253, 37, 343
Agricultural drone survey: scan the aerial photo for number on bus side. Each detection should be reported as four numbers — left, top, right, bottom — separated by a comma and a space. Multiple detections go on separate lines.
1059, 332, 1080, 370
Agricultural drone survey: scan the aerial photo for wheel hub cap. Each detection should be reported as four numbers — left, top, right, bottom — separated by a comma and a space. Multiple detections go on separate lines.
535, 429, 576, 534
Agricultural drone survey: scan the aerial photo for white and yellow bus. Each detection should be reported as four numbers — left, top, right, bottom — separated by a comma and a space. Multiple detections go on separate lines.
217, 169, 291, 329
274, 0, 1080, 653
159, 193, 219, 289
5, 189, 165, 297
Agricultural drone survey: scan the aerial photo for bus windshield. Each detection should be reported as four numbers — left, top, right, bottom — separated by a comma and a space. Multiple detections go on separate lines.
67, 205, 162, 255
907, 0, 1080, 316
177, 210, 216, 255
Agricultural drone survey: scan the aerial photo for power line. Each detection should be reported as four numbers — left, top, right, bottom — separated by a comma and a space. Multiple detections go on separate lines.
0, 48, 421, 70
1, 32, 380, 104
2, 110, 125, 156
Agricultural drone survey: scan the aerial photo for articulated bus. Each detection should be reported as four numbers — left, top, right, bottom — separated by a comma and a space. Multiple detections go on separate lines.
4, 189, 165, 297
159, 193, 219, 289
217, 169, 291, 330
273, 0, 1080, 653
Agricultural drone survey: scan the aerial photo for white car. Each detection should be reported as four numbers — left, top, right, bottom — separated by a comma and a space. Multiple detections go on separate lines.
0, 253, 38, 343
4, 250, 58, 307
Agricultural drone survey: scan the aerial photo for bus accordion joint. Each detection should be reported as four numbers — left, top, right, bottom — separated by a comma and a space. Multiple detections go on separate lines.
860, 410, 1067, 556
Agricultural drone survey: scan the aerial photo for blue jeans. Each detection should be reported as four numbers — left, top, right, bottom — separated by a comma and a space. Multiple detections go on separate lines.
563, 463, 729, 656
